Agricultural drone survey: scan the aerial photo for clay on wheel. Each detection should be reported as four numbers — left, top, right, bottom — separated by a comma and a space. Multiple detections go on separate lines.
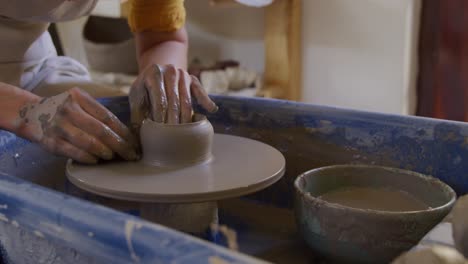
140, 114, 213, 167
66, 115, 286, 203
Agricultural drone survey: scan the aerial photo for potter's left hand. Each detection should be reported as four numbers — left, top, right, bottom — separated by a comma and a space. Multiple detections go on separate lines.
129, 64, 218, 130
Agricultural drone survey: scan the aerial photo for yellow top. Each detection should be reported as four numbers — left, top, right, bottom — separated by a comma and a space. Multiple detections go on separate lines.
127, 0, 186, 33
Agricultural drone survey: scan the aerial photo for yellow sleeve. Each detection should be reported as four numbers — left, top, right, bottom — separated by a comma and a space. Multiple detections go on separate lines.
127, 0, 186, 33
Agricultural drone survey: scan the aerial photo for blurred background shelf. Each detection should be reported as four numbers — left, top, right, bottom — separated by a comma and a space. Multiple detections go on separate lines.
57, 0, 302, 101
55, 0, 424, 117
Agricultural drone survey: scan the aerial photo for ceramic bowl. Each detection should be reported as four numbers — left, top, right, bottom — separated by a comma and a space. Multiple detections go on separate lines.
140, 115, 214, 167
294, 164, 456, 264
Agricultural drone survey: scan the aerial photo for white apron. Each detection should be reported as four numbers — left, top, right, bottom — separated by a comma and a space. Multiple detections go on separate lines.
0, 0, 123, 97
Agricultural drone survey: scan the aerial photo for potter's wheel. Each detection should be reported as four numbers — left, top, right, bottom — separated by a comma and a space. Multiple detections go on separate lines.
66, 134, 285, 203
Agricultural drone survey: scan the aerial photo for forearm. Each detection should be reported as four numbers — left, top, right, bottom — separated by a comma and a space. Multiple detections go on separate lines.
0, 83, 40, 135
135, 27, 189, 71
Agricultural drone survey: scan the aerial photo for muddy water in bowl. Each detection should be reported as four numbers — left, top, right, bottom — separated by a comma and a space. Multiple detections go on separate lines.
294, 165, 456, 264
319, 186, 430, 212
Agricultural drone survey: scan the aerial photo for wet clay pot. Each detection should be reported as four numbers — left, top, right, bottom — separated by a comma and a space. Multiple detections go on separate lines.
294, 165, 456, 264
140, 115, 214, 167
138, 115, 217, 237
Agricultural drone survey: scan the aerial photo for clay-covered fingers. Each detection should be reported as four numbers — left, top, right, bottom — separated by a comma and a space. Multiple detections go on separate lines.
190, 75, 218, 113
41, 137, 98, 164
163, 65, 180, 124
52, 120, 113, 161
128, 77, 148, 134
18, 88, 139, 163
130, 64, 217, 125
178, 69, 192, 123
68, 89, 138, 160
145, 65, 167, 123
71, 88, 134, 144
63, 104, 138, 161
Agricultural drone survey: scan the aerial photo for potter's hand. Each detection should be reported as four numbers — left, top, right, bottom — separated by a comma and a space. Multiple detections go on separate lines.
129, 64, 218, 129
17, 88, 138, 164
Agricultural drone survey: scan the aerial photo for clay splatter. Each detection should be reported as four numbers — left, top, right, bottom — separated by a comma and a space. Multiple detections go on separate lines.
38, 113, 51, 132
211, 224, 238, 251
34, 230, 44, 238
40, 222, 63, 233
125, 220, 143, 262
0, 213, 8, 222
19, 106, 28, 118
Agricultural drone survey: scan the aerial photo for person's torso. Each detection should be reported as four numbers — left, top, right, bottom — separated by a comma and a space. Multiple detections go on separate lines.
0, 0, 98, 87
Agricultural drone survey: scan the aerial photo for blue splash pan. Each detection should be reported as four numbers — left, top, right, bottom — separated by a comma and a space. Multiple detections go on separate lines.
0, 95, 466, 263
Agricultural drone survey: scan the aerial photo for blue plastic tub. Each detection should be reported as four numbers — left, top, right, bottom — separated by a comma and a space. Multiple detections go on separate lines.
0, 95, 466, 263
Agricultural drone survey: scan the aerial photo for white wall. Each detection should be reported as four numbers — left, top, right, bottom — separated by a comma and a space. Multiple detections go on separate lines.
186, 0, 420, 115
302, 0, 420, 115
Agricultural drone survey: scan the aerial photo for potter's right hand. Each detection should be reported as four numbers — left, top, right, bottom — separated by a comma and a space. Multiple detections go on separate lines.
16, 88, 138, 164
129, 64, 218, 132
